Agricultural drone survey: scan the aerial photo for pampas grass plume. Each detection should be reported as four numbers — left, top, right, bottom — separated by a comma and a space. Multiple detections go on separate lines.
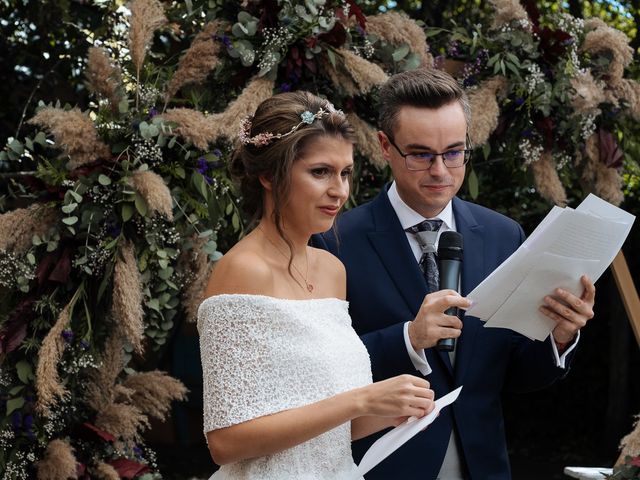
582, 133, 624, 205
531, 151, 567, 206
468, 76, 508, 146
86, 332, 125, 411
130, 171, 173, 220
488, 0, 530, 29
571, 70, 606, 115
112, 241, 144, 353
365, 11, 432, 67
346, 113, 386, 169
339, 49, 388, 94
165, 20, 225, 102
177, 235, 214, 323
129, 0, 167, 78
37, 439, 77, 480
162, 108, 216, 150
86, 47, 123, 111
28, 107, 111, 170
95, 402, 149, 442
323, 57, 358, 97
582, 18, 633, 85
93, 462, 120, 480
0, 204, 57, 254
618, 416, 640, 463
122, 370, 188, 419
35, 302, 71, 414
213, 77, 275, 140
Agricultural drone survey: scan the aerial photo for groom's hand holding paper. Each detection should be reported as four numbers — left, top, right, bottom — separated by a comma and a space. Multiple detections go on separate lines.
466, 194, 635, 340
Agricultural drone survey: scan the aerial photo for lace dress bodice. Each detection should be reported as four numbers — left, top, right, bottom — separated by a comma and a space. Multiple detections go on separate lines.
197, 294, 372, 479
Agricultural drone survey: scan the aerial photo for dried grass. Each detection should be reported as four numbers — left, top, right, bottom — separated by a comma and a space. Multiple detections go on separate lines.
571, 70, 607, 115
112, 241, 144, 353
582, 18, 633, 85
365, 11, 432, 67
92, 462, 119, 480
165, 20, 225, 102
37, 439, 77, 480
95, 402, 149, 442
177, 235, 214, 322
161, 108, 217, 150
130, 171, 173, 220
122, 370, 188, 420
35, 302, 71, 415
86, 47, 123, 111
28, 107, 111, 170
488, 0, 530, 29
339, 48, 388, 94
530, 150, 567, 206
0, 204, 57, 254
468, 76, 508, 146
346, 112, 386, 169
128, 0, 167, 78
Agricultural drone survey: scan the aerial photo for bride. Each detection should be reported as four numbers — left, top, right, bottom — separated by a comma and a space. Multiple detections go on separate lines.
198, 91, 435, 479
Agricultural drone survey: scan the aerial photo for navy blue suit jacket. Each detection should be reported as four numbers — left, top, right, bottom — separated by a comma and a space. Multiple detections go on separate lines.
315, 188, 572, 480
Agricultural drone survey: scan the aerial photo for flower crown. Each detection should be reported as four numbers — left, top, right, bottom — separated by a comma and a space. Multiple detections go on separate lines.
239, 102, 344, 147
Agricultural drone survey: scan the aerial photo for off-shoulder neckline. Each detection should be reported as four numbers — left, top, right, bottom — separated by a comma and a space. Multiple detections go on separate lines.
200, 293, 348, 306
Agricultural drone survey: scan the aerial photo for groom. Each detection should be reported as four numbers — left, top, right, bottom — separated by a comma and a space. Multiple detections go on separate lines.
316, 68, 596, 479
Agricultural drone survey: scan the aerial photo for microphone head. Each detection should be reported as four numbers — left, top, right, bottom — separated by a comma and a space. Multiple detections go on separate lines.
438, 231, 463, 260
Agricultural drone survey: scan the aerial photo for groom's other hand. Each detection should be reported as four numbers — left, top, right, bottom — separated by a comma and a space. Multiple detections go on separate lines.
408, 290, 472, 350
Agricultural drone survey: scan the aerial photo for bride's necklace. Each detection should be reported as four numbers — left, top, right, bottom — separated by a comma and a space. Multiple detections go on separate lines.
257, 226, 314, 293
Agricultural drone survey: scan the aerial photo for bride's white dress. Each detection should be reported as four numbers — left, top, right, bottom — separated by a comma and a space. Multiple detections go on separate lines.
197, 294, 372, 479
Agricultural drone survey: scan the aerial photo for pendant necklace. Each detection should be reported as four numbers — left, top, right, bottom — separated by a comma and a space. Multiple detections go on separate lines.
257, 226, 314, 293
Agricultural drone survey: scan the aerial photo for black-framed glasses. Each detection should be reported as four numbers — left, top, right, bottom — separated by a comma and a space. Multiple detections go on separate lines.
387, 136, 471, 171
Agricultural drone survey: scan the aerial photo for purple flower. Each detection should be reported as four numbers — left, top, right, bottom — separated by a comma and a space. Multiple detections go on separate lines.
433, 55, 446, 69
447, 41, 460, 57
107, 222, 121, 238
133, 445, 143, 457
522, 128, 534, 138
148, 107, 158, 118
204, 175, 213, 185
214, 34, 232, 48
515, 97, 525, 106
22, 414, 33, 432
196, 157, 209, 174
80, 339, 90, 350
61, 330, 74, 343
213, 148, 222, 157
278, 82, 292, 93
11, 411, 22, 430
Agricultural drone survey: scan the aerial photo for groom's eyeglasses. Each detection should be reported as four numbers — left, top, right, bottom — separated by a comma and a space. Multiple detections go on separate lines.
386, 136, 472, 171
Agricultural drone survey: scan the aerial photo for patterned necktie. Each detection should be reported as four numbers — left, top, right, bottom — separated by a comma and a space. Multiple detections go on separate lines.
406, 219, 443, 293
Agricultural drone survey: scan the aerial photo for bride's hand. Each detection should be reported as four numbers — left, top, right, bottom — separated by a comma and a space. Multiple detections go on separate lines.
357, 374, 435, 419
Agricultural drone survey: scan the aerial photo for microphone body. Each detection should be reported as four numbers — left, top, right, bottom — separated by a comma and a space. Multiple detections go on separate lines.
436, 231, 463, 352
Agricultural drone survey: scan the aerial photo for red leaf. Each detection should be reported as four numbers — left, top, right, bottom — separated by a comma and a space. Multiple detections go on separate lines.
83, 422, 116, 442
599, 129, 624, 168
345, 0, 366, 29
109, 459, 151, 479
0, 299, 35, 354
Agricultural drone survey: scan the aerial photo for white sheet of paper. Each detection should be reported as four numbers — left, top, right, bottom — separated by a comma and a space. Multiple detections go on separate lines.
484, 253, 600, 340
466, 194, 635, 339
355, 386, 463, 478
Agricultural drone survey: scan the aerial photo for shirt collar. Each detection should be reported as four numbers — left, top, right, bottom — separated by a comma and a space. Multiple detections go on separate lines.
387, 181, 454, 230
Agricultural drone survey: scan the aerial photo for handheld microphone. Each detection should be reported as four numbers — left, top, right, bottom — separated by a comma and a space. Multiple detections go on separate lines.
436, 231, 463, 352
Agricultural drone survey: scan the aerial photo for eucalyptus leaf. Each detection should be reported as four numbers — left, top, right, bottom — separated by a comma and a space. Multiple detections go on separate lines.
69, 190, 82, 203
98, 174, 111, 186
8, 139, 24, 155
62, 216, 79, 225
16, 360, 33, 384
122, 203, 134, 222
62, 203, 78, 214
468, 168, 479, 200
135, 194, 148, 217
6, 397, 25, 416
392, 44, 410, 62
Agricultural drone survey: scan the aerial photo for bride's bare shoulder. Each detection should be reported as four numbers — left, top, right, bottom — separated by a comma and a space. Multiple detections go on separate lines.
204, 245, 273, 297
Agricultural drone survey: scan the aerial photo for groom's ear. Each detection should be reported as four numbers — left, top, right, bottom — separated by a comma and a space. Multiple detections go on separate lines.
378, 131, 392, 165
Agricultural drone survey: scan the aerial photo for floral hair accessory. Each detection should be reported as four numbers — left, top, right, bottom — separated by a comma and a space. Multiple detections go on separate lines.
239, 101, 344, 147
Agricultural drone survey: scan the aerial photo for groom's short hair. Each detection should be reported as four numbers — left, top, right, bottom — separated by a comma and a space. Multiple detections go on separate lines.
378, 68, 471, 138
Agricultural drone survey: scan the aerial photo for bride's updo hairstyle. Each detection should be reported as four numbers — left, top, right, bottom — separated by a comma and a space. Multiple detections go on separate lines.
230, 91, 355, 235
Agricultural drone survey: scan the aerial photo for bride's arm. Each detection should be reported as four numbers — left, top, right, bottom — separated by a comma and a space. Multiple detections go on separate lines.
207, 375, 432, 465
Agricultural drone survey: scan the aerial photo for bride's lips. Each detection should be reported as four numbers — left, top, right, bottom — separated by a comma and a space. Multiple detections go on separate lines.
319, 205, 340, 216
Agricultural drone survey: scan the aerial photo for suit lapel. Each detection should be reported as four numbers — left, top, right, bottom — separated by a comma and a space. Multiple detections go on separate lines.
367, 189, 427, 314
452, 197, 485, 384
